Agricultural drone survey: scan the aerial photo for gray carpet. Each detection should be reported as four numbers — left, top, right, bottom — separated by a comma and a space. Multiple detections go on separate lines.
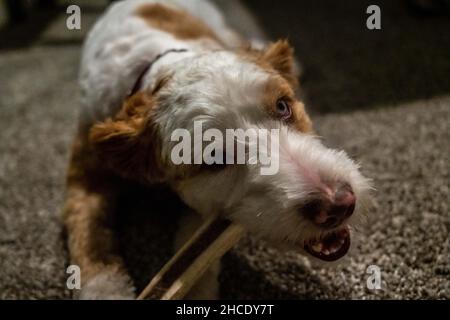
0, 1, 449, 299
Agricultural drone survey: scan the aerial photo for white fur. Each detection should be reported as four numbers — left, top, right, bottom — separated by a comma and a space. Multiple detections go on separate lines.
79, 0, 239, 128
79, 271, 135, 300
154, 51, 270, 171
173, 123, 372, 247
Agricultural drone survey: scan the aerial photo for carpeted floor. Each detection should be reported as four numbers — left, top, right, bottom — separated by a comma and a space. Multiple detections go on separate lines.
0, 0, 448, 299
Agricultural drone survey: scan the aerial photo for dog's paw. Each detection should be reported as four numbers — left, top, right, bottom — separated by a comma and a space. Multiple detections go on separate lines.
79, 271, 136, 300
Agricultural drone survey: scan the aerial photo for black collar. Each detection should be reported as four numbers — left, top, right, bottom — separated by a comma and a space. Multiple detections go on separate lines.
128, 48, 188, 97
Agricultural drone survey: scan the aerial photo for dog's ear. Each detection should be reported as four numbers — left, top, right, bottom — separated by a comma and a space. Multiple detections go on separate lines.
262, 39, 298, 88
89, 91, 164, 182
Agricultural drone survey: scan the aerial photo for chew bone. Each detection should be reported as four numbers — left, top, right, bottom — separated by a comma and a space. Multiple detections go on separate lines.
137, 218, 244, 300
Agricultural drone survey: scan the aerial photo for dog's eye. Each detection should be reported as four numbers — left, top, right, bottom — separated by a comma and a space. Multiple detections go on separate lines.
276, 98, 292, 120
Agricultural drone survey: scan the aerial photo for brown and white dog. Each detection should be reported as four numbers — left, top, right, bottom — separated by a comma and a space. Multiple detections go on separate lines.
64, 0, 371, 299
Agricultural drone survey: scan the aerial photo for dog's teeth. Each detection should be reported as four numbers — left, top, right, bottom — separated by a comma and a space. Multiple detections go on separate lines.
330, 245, 340, 253
323, 249, 330, 255
312, 243, 323, 252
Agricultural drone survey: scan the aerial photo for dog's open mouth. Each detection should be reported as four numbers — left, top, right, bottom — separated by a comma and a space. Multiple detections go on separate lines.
303, 227, 350, 261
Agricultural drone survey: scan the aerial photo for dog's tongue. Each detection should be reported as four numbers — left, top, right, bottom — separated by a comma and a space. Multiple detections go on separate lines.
304, 227, 351, 261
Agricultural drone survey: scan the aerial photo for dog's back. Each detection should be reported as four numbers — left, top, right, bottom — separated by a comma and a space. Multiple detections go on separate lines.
79, 0, 240, 129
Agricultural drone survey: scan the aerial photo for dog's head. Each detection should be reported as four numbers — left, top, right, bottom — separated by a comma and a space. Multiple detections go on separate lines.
90, 40, 372, 262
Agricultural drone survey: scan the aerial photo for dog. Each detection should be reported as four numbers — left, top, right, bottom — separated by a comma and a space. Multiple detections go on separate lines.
64, 0, 372, 299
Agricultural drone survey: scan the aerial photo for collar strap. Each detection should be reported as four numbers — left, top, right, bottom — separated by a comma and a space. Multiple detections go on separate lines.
128, 48, 188, 97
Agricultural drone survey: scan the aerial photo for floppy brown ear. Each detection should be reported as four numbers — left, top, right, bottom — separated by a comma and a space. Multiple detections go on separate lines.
89, 92, 164, 182
262, 39, 298, 88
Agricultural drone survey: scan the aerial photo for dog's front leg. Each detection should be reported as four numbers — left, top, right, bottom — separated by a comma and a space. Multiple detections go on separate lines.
174, 210, 221, 300
63, 137, 135, 299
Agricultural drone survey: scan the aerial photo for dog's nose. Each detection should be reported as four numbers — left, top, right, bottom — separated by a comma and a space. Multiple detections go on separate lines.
301, 184, 356, 229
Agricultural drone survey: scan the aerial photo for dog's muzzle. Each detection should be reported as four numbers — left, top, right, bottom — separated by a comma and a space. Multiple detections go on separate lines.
299, 182, 356, 261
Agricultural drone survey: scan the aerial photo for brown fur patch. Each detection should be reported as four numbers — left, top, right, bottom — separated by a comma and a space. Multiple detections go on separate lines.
241, 39, 298, 89
89, 91, 164, 183
136, 3, 221, 43
64, 92, 165, 284
264, 76, 312, 133
63, 133, 128, 282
